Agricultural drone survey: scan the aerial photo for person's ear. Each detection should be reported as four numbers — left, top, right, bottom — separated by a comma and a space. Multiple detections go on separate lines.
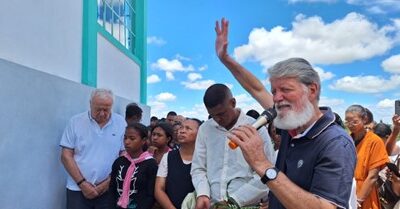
230, 98, 236, 108
362, 116, 368, 125
307, 83, 319, 100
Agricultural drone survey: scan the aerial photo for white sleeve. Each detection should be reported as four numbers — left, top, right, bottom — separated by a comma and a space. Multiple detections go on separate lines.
230, 126, 273, 206
156, 152, 169, 177
59, 118, 76, 149
190, 125, 210, 198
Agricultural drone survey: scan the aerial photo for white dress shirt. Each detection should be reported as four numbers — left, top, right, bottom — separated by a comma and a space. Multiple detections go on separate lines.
191, 109, 275, 206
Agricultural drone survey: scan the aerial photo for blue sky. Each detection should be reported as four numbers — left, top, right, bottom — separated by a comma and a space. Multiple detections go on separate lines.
146, 0, 400, 123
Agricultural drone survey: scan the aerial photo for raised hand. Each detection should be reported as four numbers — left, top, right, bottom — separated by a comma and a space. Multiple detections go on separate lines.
215, 18, 229, 60
392, 114, 400, 128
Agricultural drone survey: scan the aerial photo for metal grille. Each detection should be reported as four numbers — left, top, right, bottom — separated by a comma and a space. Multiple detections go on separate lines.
97, 0, 136, 52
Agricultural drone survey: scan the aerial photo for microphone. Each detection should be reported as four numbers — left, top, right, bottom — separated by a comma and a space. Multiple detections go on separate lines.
228, 108, 277, 149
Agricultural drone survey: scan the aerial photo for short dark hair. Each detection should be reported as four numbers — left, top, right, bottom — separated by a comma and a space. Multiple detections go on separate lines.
126, 122, 148, 140
151, 122, 174, 147
246, 109, 260, 119
150, 116, 158, 121
187, 118, 203, 127
373, 123, 392, 139
167, 111, 177, 117
125, 103, 143, 119
203, 83, 232, 108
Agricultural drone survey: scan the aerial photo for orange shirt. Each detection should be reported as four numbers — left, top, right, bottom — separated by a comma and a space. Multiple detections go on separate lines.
354, 131, 389, 209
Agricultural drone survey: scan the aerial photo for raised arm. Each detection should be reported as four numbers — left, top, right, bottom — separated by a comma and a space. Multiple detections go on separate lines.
215, 18, 273, 109
385, 114, 400, 155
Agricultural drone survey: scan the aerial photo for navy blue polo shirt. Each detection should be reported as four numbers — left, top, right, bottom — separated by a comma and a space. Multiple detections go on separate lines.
269, 107, 356, 209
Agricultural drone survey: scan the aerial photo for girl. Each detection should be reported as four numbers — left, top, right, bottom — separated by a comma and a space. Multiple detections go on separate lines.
149, 122, 174, 164
110, 123, 158, 209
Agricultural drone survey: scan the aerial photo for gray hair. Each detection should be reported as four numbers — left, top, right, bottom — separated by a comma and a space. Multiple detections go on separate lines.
90, 88, 114, 104
345, 104, 367, 119
268, 58, 321, 100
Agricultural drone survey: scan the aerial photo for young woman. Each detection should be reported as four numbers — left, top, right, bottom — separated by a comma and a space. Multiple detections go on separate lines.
154, 118, 202, 209
345, 105, 389, 209
110, 123, 158, 209
149, 122, 174, 164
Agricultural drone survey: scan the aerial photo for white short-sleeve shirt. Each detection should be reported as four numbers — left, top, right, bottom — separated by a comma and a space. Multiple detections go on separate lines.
60, 111, 126, 191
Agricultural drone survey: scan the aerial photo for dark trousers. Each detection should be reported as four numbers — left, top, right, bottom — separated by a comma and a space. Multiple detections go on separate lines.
66, 189, 114, 209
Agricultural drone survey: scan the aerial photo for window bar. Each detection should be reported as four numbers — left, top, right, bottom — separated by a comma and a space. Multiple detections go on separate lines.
123, 0, 127, 47
102, 0, 106, 28
110, 0, 114, 36
118, 0, 121, 43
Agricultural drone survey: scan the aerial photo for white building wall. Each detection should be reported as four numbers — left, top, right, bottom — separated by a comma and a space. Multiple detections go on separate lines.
0, 0, 82, 82
97, 34, 141, 102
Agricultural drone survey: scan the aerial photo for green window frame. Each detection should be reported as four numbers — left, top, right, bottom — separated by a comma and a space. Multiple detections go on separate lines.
82, 0, 147, 104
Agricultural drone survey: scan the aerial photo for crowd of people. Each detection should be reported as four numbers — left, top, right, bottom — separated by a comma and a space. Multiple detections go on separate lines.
59, 18, 400, 209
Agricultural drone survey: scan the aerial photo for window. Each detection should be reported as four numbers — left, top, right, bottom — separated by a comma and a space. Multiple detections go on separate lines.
97, 0, 136, 53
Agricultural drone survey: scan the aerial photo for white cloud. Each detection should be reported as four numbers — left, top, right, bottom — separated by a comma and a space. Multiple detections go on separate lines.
155, 92, 176, 102
261, 79, 271, 87
394, 19, 400, 43
151, 58, 194, 72
366, 6, 386, 14
149, 102, 209, 121
166, 72, 174, 80
234, 93, 264, 114
319, 96, 345, 107
314, 66, 335, 81
235, 93, 254, 103
330, 75, 400, 93
198, 65, 208, 71
148, 100, 167, 117
181, 80, 216, 90
288, 0, 400, 13
151, 58, 194, 80
178, 103, 209, 121
346, 0, 400, 14
175, 54, 191, 61
147, 74, 161, 84
147, 36, 166, 46
188, 73, 202, 81
224, 83, 234, 89
377, 98, 396, 108
234, 12, 395, 69
382, 54, 400, 74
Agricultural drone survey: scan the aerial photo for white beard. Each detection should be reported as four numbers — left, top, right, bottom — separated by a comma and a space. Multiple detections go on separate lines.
274, 95, 314, 130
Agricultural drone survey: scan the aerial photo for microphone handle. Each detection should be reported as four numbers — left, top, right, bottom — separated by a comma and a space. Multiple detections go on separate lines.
228, 115, 269, 149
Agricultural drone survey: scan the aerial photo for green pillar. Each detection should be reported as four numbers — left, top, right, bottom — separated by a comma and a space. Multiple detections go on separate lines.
82, 0, 98, 87
135, 0, 147, 104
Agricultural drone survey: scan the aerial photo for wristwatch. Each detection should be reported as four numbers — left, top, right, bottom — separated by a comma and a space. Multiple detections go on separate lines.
261, 167, 279, 184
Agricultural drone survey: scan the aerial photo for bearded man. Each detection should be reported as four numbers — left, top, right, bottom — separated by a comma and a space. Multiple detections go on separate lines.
228, 57, 356, 209
216, 18, 356, 209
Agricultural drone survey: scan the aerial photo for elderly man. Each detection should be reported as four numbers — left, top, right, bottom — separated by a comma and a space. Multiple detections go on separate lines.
191, 83, 275, 209
60, 88, 126, 209
216, 19, 356, 209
